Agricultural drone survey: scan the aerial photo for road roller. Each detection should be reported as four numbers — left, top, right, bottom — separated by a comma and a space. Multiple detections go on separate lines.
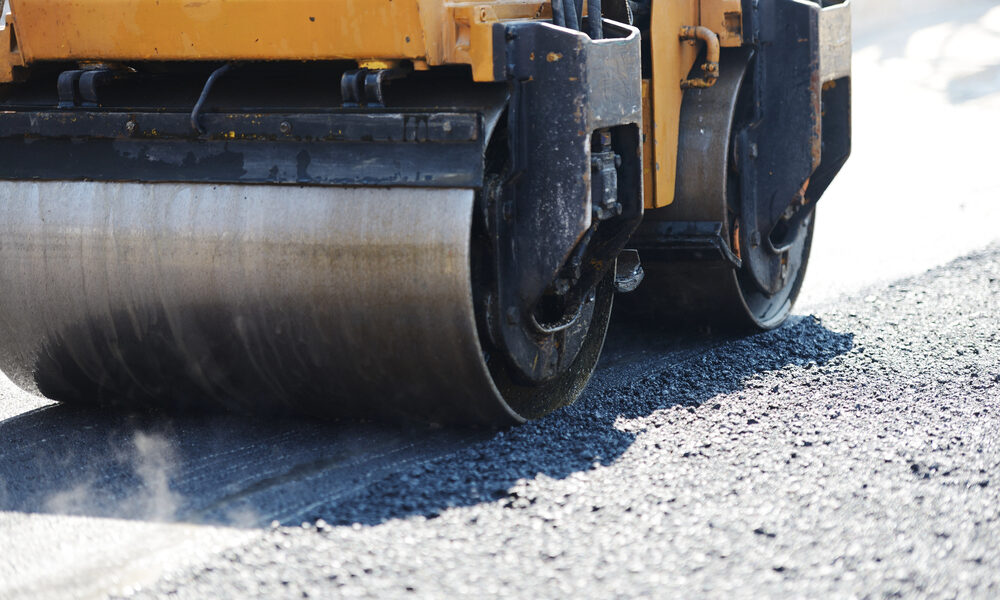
0, 0, 851, 424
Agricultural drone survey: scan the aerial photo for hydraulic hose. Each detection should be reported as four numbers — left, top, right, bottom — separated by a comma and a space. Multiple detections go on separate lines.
563, 0, 580, 32
587, 0, 603, 39
551, 0, 566, 27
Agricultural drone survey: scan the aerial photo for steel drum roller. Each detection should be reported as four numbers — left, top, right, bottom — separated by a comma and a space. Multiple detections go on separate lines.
0, 182, 611, 424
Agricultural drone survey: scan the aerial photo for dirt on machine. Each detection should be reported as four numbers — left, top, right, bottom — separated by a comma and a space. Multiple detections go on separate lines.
0, 0, 852, 425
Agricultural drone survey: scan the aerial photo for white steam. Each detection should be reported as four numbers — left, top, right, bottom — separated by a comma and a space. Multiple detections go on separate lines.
44, 430, 183, 521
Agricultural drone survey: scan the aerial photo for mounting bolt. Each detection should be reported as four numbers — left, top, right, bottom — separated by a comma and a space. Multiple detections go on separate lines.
125, 119, 137, 136
502, 200, 514, 222
599, 130, 612, 148
279, 121, 293, 135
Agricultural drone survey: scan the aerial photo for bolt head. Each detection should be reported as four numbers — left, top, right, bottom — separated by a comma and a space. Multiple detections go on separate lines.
502, 200, 514, 222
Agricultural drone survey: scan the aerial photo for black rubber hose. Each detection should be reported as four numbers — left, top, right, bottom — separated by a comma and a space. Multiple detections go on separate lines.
190, 63, 232, 134
587, 0, 603, 38
563, 0, 579, 31
551, 0, 566, 27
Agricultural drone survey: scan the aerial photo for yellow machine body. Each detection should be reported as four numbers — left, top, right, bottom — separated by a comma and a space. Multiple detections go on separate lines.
0, 0, 851, 424
0, 0, 551, 81
0, 0, 745, 210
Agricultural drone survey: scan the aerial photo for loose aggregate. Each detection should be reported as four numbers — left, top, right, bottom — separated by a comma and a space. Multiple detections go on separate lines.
126, 245, 1000, 599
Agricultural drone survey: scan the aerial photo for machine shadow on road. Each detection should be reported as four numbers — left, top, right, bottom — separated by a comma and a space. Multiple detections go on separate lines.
0, 316, 852, 529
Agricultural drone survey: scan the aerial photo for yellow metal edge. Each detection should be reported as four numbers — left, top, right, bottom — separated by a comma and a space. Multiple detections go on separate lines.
641, 79, 654, 209
0, 11, 25, 84
647, 0, 699, 209
442, 1, 550, 81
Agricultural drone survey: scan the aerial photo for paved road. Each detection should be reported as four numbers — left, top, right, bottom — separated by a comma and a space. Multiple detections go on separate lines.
2, 2, 999, 598
130, 243, 1000, 599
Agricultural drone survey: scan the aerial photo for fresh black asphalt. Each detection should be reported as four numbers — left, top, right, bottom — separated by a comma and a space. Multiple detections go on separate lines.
103, 244, 1000, 599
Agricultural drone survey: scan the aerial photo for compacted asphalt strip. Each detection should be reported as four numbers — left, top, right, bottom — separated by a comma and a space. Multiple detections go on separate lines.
120, 243, 1000, 599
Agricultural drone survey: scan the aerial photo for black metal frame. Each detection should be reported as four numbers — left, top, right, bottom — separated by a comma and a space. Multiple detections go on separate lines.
735, 0, 851, 295
0, 108, 497, 187
487, 19, 643, 383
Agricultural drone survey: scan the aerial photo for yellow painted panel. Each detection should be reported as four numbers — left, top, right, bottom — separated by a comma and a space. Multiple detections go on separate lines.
647, 0, 699, 209
1, 0, 548, 82
9, 0, 430, 62
699, 0, 744, 47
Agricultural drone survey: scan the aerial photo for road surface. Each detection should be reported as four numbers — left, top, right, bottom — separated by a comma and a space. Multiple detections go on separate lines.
1, 2, 999, 598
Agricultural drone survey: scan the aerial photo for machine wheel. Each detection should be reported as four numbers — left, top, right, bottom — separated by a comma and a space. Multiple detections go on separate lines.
0, 115, 629, 428
479, 273, 614, 421
729, 211, 814, 330
623, 49, 815, 332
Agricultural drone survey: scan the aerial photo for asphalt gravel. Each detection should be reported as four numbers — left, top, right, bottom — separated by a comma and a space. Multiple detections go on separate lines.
121, 244, 1000, 599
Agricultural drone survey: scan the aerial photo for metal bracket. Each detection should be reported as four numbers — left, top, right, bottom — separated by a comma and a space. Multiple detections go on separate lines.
341, 67, 411, 107
591, 145, 623, 221
631, 221, 742, 268
493, 19, 644, 383
614, 249, 644, 293
57, 67, 133, 109
57, 70, 85, 108
819, 1, 852, 83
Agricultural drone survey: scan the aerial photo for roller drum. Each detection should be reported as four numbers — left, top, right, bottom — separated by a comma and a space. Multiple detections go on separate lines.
0, 182, 610, 424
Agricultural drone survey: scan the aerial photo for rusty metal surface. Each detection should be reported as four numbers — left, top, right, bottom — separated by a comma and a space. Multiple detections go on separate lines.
679, 26, 721, 89
0, 182, 533, 424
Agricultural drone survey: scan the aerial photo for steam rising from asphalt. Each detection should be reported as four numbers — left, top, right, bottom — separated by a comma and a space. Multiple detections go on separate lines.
131, 431, 183, 520
44, 430, 183, 521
